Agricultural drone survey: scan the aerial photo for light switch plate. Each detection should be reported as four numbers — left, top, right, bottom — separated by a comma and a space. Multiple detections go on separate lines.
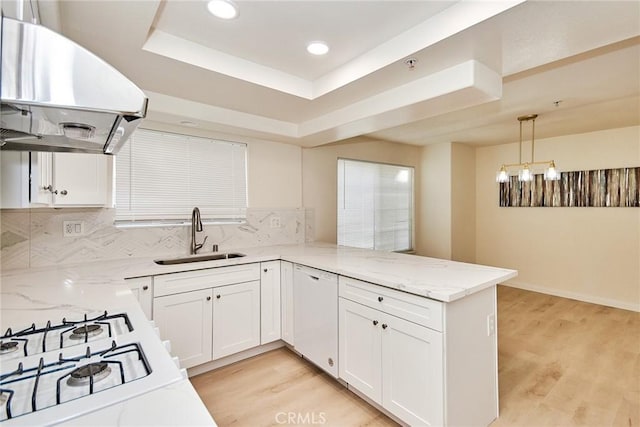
63, 220, 85, 237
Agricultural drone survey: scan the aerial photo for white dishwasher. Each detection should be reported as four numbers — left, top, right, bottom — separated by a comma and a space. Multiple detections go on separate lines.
293, 264, 339, 378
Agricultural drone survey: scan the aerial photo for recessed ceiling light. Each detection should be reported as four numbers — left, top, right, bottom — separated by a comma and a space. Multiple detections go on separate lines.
307, 41, 329, 56
207, 0, 238, 20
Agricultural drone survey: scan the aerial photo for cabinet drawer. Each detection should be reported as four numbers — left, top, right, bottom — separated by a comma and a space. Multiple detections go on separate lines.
154, 264, 260, 297
338, 276, 442, 332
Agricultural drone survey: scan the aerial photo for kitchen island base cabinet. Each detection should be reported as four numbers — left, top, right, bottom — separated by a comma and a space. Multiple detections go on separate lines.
339, 277, 497, 427
153, 289, 213, 369
213, 281, 260, 359
339, 298, 443, 426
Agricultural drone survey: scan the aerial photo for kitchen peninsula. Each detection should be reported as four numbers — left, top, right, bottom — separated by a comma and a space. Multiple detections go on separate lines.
1, 243, 517, 426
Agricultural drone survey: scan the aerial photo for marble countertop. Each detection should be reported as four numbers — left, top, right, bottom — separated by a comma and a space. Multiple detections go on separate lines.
2, 242, 517, 305
59, 379, 216, 427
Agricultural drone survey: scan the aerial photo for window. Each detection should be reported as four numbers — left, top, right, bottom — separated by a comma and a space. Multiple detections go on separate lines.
337, 159, 414, 252
115, 129, 247, 224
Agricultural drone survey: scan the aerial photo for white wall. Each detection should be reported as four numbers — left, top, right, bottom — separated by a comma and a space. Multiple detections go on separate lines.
416, 142, 476, 263
247, 140, 302, 208
417, 143, 452, 258
451, 143, 476, 263
475, 126, 640, 311
302, 138, 422, 245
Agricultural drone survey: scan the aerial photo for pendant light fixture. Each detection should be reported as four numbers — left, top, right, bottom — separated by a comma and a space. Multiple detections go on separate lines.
496, 114, 560, 183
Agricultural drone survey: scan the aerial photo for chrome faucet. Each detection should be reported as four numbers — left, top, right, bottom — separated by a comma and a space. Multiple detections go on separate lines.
190, 207, 208, 254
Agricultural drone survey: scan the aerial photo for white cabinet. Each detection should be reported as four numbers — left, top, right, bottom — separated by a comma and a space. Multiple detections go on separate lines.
125, 277, 153, 320
152, 265, 262, 369
0, 151, 30, 208
338, 298, 381, 402
213, 281, 261, 359
339, 276, 444, 427
31, 152, 110, 206
260, 261, 281, 345
280, 261, 294, 346
153, 288, 213, 369
381, 310, 443, 426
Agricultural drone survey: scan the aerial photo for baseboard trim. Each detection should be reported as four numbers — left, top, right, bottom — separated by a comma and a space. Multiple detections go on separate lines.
186, 341, 285, 377
503, 280, 640, 312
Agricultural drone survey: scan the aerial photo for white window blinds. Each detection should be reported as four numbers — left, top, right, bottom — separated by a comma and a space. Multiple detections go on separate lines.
115, 129, 247, 223
337, 159, 413, 252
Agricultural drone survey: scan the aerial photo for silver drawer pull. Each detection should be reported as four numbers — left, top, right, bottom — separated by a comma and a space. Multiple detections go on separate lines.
309, 275, 320, 281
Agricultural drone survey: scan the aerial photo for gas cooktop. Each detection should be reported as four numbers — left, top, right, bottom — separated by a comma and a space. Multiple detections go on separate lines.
0, 311, 185, 426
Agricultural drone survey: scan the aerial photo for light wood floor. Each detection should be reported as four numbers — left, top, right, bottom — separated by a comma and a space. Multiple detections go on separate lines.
492, 286, 639, 427
191, 286, 640, 426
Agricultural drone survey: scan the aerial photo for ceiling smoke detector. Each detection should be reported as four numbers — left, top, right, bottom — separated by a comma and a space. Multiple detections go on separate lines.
404, 58, 418, 70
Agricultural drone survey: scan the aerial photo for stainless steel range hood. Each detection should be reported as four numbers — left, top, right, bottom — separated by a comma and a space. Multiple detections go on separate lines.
0, 16, 147, 155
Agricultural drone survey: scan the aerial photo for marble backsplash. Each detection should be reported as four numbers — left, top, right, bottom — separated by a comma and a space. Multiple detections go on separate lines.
1, 207, 314, 270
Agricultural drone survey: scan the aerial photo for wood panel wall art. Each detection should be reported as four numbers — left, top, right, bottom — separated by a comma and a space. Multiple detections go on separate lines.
499, 167, 640, 207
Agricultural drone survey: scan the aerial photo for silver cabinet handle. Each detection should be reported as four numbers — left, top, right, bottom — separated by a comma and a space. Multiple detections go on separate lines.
216, 294, 221, 299
309, 275, 320, 281
264, 268, 268, 273
60, 190, 68, 195
373, 320, 379, 326
142, 285, 149, 291
206, 296, 212, 301
382, 324, 388, 329
378, 296, 384, 302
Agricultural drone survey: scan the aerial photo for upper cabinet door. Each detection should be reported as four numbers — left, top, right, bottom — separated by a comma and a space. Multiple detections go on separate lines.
52, 153, 108, 206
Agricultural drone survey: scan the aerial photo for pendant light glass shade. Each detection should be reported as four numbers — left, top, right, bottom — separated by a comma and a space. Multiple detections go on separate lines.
544, 161, 561, 181
518, 164, 533, 182
496, 165, 509, 183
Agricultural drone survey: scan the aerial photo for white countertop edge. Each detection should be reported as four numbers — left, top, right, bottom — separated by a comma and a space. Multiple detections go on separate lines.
1, 243, 518, 304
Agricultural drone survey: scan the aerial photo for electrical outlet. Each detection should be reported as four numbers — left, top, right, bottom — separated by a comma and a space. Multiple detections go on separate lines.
487, 313, 496, 336
63, 220, 85, 237
270, 216, 281, 228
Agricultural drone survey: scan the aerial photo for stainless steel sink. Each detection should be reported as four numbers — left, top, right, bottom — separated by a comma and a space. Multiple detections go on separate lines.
154, 252, 246, 265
